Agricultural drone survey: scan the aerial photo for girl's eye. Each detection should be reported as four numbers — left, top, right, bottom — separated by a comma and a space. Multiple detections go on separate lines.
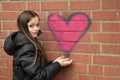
29, 24, 34, 28
28, 23, 40, 28
36, 23, 40, 26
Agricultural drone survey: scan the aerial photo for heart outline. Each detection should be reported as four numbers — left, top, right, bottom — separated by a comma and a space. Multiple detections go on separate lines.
48, 12, 91, 57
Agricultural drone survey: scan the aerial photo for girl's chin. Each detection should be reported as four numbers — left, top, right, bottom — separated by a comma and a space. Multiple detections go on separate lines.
32, 35, 38, 38
31, 33, 39, 37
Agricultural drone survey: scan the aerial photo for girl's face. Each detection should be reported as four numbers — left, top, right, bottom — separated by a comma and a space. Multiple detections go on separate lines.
28, 16, 40, 38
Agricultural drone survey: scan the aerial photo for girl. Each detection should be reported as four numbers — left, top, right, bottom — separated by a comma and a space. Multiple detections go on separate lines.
4, 10, 73, 80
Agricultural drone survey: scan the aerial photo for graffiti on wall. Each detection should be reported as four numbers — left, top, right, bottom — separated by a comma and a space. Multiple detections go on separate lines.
48, 12, 91, 57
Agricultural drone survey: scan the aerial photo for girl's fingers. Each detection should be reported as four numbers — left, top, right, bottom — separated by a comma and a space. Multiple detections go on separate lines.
56, 56, 65, 60
53, 56, 65, 63
62, 58, 71, 61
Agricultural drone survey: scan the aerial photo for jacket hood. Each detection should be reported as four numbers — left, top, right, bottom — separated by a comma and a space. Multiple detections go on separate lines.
4, 31, 32, 55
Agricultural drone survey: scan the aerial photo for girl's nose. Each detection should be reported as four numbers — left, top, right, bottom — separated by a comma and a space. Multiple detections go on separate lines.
34, 25, 39, 30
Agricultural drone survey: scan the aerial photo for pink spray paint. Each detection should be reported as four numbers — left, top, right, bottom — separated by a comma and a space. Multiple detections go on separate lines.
48, 13, 91, 57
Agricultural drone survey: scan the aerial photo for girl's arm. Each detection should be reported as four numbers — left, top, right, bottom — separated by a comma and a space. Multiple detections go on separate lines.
19, 44, 61, 80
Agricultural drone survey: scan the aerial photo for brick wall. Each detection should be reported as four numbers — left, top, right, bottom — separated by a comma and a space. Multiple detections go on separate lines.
0, 0, 120, 80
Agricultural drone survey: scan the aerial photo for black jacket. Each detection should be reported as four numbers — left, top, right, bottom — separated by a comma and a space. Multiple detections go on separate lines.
4, 31, 61, 80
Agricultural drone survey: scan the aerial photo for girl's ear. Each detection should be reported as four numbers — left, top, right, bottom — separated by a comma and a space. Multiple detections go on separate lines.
38, 30, 42, 36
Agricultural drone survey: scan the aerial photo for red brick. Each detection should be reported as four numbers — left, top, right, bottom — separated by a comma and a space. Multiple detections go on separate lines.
0, 77, 12, 80
47, 52, 91, 64
79, 75, 93, 80
70, 0, 100, 10
89, 65, 103, 75
94, 76, 120, 80
41, 1, 68, 11
3, 22, 17, 30
46, 52, 61, 61
0, 40, 3, 49
102, 23, 120, 32
47, 53, 88, 74
39, 32, 91, 42
0, 59, 5, 67
47, 12, 60, 17
94, 56, 120, 66
0, 68, 12, 76
92, 11, 120, 20
102, 0, 120, 9
0, 31, 8, 39
0, 12, 19, 20
47, 53, 87, 73
105, 66, 120, 76
37, 12, 46, 21
71, 54, 91, 64
53, 73, 78, 80
9, 31, 18, 34
89, 22, 100, 32
2, 2, 26, 11
61, 11, 90, 19
38, 32, 55, 41
93, 33, 120, 43
45, 42, 100, 53
70, 53, 92, 64
102, 45, 120, 54
0, 50, 12, 58
62, 64, 87, 73
72, 44, 100, 53
28, 2, 40, 10
40, 22, 49, 30
43, 42, 61, 51
61, 11, 90, 20
62, 11, 81, 19
0, 22, 1, 30
6, 59, 13, 67
80, 34, 91, 42
0, 1, 120, 80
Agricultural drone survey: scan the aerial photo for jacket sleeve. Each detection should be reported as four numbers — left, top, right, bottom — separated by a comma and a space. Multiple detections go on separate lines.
18, 44, 61, 80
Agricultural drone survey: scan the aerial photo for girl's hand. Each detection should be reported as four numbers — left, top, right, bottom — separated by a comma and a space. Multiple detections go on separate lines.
53, 56, 73, 67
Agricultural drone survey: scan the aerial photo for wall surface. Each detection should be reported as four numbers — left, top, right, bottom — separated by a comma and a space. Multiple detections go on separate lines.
0, 0, 120, 80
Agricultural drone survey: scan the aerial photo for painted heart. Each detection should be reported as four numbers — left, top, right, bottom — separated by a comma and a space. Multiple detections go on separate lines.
48, 13, 91, 57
